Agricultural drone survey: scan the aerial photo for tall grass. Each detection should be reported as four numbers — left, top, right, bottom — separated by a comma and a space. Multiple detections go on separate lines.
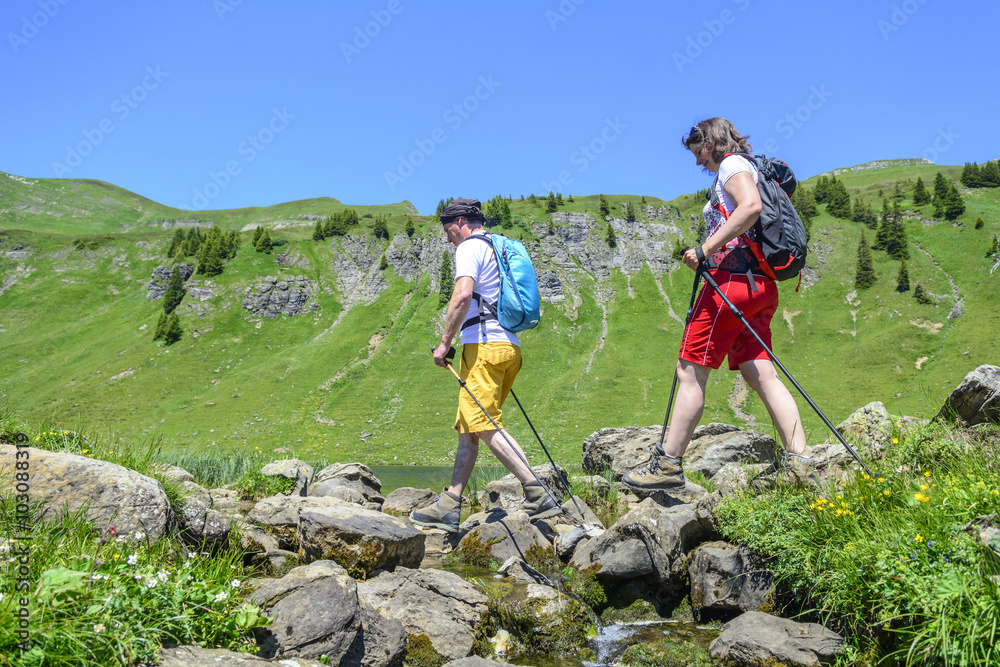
716, 420, 1000, 666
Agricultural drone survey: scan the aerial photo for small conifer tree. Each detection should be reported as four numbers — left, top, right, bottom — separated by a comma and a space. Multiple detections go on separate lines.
913, 283, 933, 305
438, 251, 453, 308
405, 216, 415, 237
599, 194, 610, 221
987, 235, 999, 258
975, 217, 984, 230
163, 266, 185, 314
166, 228, 185, 258
252, 226, 263, 246
606, 223, 617, 248
198, 238, 224, 277
163, 312, 183, 344
912, 176, 931, 205
896, 260, 910, 292
152, 311, 168, 342
943, 183, 966, 220
546, 192, 558, 213
373, 216, 389, 240
855, 232, 877, 289
379, 252, 388, 270
981, 160, 1000, 187
313, 220, 325, 241
255, 229, 273, 254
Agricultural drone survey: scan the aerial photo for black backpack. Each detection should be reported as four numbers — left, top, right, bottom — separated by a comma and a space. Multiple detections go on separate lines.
711, 154, 808, 283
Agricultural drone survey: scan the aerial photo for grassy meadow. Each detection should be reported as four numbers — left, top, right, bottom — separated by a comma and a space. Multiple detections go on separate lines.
0, 161, 998, 468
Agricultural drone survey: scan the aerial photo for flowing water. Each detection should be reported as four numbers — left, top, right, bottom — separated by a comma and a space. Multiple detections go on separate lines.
379, 466, 721, 665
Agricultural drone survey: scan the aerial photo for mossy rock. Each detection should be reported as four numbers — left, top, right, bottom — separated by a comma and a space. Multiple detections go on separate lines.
617, 637, 712, 667
600, 597, 659, 624
488, 580, 595, 653
405, 632, 446, 667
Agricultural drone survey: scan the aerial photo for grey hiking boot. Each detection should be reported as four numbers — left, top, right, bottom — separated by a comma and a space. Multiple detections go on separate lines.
521, 481, 562, 522
621, 449, 686, 493
410, 489, 461, 533
750, 452, 820, 491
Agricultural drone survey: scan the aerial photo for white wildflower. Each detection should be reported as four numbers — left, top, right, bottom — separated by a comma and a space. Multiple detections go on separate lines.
146, 578, 157, 589
214, 591, 228, 603
230, 579, 241, 588
93, 623, 105, 633
127, 554, 138, 565
157, 569, 169, 582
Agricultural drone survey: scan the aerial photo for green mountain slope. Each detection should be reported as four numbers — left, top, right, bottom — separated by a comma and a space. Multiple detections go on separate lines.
1, 162, 997, 465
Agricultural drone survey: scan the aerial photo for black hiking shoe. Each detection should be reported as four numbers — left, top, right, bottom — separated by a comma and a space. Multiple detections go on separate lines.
521, 481, 562, 522
622, 449, 686, 494
410, 489, 461, 533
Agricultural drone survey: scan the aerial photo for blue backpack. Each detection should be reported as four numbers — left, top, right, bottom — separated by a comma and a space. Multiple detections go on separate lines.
461, 232, 541, 333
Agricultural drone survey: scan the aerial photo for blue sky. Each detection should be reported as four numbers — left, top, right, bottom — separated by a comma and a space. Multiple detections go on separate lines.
3, 0, 996, 216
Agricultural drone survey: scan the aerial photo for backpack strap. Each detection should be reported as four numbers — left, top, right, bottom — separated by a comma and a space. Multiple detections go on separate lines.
457, 233, 500, 332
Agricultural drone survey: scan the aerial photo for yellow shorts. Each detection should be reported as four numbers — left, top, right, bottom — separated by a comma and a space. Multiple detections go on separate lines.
454, 342, 522, 433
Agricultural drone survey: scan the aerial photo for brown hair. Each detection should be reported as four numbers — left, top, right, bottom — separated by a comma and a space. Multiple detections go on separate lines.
682, 117, 752, 163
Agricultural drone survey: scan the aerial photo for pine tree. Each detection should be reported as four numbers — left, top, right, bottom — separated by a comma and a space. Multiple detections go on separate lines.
198, 238, 224, 276
438, 251, 453, 308
527, 194, 538, 206
813, 176, 830, 204
975, 217, 985, 230
163, 312, 183, 344
826, 179, 852, 219
599, 194, 610, 221
855, 232, 877, 289
252, 226, 263, 246
982, 161, 1000, 187
671, 238, 685, 261
566, 195, 574, 203
625, 202, 637, 223
606, 223, 617, 248
933, 172, 950, 201
166, 228, 185, 258
405, 216, 415, 237
893, 183, 904, 201
873, 200, 892, 251
987, 235, 999, 258
152, 311, 168, 342
944, 183, 966, 220
255, 229, 273, 254
641, 196, 647, 205
163, 266, 185, 314
863, 203, 878, 230
373, 216, 389, 239
312, 220, 325, 241
961, 163, 983, 188
546, 192, 558, 213
228, 230, 241, 258
379, 252, 388, 270
790, 186, 818, 222
851, 196, 866, 223
556, 192, 564, 206
896, 260, 910, 292
912, 176, 931, 205
913, 284, 933, 305
884, 204, 909, 261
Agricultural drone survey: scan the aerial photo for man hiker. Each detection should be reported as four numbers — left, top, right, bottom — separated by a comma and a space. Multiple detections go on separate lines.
410, 198, 561, 533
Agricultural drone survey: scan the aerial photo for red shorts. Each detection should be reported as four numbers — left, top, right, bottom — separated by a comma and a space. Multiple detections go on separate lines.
679, 271, 778, 370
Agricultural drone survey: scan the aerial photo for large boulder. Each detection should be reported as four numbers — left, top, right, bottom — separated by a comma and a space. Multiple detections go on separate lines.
176, 480, 231, 549
260, 458, 314, 496
459, 510, 550, 566
358, 567, 489, 661
247, 494, 350, 550
688, 541, 774, 621
569, 498, 707, 590
382, 487, 435, 514
311, 463, 384, 510
937, 365, 1000, 426
159, 645, 327, 666
488, 579, 594, 653
343, 604, 407, 667
830, 401, 893, 458
250, 560, 362, 662
297, 504, 424, 576
581, 424, 777, 480
0, 446, 173, 539
709, 611, 845, 666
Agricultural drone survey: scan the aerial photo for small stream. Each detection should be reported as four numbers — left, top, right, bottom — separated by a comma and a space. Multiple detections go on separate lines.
379, 465, 721, 666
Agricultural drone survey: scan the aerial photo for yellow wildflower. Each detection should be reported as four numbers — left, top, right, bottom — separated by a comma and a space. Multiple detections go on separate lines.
915, 534, 924, 542
923, 471, 931, 477
883, 490, 891, 496
893, 438, 899, 444
878, 477, 885, 482
920, 484, 929, 491
836, 509, 844, 516
915, 493, 930, 502
82, 449, 88, 454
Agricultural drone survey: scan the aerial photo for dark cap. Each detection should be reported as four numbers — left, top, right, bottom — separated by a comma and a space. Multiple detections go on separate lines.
440, 198, 484, 225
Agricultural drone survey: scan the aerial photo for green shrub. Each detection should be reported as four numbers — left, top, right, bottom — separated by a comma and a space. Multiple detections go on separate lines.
404, 633, 445, 667
617, 637, 713, 667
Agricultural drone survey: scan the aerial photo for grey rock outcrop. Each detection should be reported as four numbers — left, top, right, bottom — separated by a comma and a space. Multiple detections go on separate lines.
937, 365, 1000, 426
251, 560, 362, 662
459, 510, 550, 565
176, 480, 231, 549
569, 498, 707, 589
357, 567, 489, 661
709, 611, 845, 666
159, 645, 326, 666
478, 464, 568, 514
297, 505, 425, 575
260, 458, 314, 496
0, 446, 173, 539
310, 462, 384, 509
343, 603, 407, 667
498, 556, 553, 587
146, 263, 194, 301
554, 524, 604, 561
382, 486, 435, 514
242, 276, 318, 318
688, 541, 774, 620
246, 494, 350, 549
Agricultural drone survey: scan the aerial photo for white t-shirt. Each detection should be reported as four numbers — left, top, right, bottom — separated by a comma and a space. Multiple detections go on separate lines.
702, 154, 759, 250
454, 231, 520, 346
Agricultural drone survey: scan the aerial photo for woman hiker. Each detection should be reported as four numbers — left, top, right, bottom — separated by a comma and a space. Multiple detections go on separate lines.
623, 117, 818, 494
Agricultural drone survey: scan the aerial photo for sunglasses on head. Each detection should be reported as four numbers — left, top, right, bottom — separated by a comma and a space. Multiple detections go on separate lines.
688, 125, 702, 141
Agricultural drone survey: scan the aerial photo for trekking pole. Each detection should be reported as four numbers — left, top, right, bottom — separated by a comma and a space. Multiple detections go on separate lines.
693, 262, 874, 477
656, 265, 704, 451
431, 345, 563, 509
508, 388, 585, 518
